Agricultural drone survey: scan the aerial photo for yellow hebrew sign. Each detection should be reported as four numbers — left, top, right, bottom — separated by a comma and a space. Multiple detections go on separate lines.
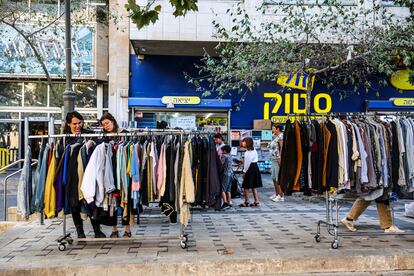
393, 98, 414, 106
161, 96, 201, 105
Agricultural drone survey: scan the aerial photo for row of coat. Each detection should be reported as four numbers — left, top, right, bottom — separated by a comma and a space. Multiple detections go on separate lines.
17, 134, 223, 226
279, 117, 414, 200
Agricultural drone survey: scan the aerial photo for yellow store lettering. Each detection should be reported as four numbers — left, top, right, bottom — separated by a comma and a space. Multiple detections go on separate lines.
263, 92, 332, 119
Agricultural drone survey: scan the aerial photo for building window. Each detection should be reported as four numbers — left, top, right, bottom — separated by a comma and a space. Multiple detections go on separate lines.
103, 84, 108, 108
381, 0, 399, 6
75, 84, 97, 108
49, 83, 65, 108
0, 83, 23, 106
24, 82, 48, 107
0, 112, 20, 119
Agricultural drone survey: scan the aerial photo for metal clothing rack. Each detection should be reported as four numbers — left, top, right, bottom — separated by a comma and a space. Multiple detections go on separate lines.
314, 191, 414, 249
28, 130, 209, 251
312, 112, 414, 249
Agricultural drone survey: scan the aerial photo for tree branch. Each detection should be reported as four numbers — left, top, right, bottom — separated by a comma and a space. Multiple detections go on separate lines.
1, 18, 57, 96
30, 11, 65, 37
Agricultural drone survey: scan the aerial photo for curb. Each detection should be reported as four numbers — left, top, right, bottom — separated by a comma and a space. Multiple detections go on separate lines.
1, 255, 413, 275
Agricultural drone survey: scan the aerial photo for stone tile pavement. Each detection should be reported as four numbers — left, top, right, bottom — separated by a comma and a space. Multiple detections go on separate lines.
0, 175, 414, 275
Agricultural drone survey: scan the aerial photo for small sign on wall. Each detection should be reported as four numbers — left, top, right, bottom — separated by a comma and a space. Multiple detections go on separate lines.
170, 116, 196, 130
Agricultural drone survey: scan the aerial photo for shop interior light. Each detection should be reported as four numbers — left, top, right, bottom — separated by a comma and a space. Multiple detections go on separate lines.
173, 113, 179, 118
205, 113, 213, 119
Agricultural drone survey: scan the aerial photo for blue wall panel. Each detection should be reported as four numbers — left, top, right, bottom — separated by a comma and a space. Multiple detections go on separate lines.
130, 54, 414, 129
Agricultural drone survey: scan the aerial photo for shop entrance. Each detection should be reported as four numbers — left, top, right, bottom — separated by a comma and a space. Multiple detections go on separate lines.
0, 117, 55, 172
0, 120, 21, 172
131, 108, 231, 140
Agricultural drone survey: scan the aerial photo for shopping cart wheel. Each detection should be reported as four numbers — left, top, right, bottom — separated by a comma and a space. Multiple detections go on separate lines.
58, 243, 66, 251
180, 241, 187, 249
182, 235, 188, 242
314, 234, 321, 243
331, 240, 339, 249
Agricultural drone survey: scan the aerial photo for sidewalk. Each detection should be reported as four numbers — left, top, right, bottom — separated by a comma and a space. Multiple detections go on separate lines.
0, 175, 413, 275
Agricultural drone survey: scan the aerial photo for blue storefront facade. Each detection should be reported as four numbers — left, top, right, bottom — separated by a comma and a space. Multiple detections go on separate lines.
129, 54, 414, 130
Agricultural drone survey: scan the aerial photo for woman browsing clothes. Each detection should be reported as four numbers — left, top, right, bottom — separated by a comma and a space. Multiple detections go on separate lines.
99, 112, 133, 238
63, 111, 106, 238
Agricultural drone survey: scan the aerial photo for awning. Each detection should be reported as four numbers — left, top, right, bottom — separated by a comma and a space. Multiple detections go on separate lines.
366, 99, 414, 111
128, 97, 232, 109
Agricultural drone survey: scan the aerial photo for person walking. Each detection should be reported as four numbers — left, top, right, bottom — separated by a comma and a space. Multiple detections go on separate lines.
238, 137, 263, 207
98, 112, 132, 238
341, 197, 404, 233
64, 111, 106, 238
269, 124, 285, 202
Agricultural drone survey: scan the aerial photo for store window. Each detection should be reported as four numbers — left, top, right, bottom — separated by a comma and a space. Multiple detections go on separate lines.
49, 83, 65, 108
0, 112, 19, 119
0, 83, 23, 106
133, 110, 228, 132
75, 84, 97, 108
24, 82, 48, 107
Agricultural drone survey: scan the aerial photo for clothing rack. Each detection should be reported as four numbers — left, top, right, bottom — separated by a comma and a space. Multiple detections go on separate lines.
27, 130, 208, 251
314, 191, 414, 249
310, 113, 414, 249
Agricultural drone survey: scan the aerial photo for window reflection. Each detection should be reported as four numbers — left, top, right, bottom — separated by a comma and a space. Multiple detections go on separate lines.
0, 83, 23, 106
75, 84, 97, 108
24, 82, 47, 106
49, 83, 65, 108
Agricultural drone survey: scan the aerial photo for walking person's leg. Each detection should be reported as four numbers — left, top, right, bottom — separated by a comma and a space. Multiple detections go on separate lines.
341, 197, 371, 231
376, 202, 404, 232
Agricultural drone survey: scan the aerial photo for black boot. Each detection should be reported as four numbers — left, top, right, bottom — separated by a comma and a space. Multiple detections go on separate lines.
91, 220, 106, 238
76, 225, 86, 239
72, 211, 86, 238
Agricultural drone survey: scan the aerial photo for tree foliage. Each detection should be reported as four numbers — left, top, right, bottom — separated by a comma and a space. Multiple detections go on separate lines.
187, 0, 414, 109
125, 0, 198, 30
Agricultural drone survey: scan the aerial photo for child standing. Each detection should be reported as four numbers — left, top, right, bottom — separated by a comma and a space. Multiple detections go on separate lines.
239, 137, 263, 207
220, 145, 233, 209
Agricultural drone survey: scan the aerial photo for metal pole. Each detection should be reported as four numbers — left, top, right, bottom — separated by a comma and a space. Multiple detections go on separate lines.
62, 0, 75, 117
24, 118, 29, 156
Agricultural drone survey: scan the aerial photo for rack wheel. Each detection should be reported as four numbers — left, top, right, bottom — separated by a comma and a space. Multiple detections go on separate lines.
58, 243, 66, 251
180, 241, 187, 249
314, 234, 321, 243
66, 237, 73, 245
331, 240, 339, 249
182, 235, 188, 242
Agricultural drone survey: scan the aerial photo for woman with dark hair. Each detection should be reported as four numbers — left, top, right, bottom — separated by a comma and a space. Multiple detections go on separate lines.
63, 111, 106, 238
99, 112, 132, 238
239, 137, 263, 207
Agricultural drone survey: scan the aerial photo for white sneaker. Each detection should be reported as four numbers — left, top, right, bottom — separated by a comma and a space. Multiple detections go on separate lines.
341, 218, 357, 232
270, 194, 277, 200
384, 225, 405, 233
272, 195, 285, 202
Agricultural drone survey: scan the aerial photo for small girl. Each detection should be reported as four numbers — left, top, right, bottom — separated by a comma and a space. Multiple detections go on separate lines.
220, 145, 233, 209
239, 137, 263, 207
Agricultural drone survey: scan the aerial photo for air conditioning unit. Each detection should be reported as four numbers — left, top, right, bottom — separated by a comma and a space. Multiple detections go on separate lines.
118, 88, 129, 98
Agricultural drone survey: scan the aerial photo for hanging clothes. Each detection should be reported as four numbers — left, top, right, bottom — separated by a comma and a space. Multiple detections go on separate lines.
17, 147, 33, 219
